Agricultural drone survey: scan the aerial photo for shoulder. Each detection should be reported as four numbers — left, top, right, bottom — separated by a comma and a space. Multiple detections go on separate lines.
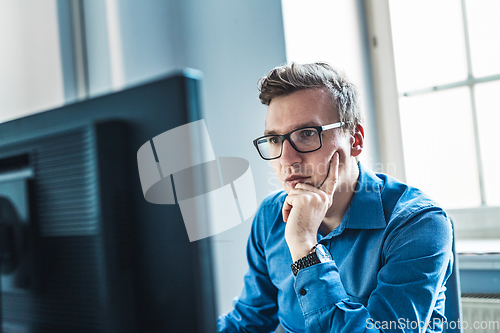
359, 165, 451, 231
376, 172, 447, 221
377, 173, 452, 254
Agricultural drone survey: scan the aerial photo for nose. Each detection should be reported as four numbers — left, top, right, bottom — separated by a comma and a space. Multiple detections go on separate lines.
280, 138, 302, 166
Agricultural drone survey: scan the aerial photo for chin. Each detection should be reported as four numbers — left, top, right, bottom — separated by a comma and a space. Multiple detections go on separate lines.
281, 183, 292, 193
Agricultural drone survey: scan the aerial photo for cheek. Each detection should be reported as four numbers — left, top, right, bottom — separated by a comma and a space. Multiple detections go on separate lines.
330, 137, 350, 159
270, 160, 282, 176
312, 140, 347, 176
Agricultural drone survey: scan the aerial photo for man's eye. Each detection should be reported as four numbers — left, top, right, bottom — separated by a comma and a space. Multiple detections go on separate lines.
269, 137, 280, 145
300, 130, 316, 138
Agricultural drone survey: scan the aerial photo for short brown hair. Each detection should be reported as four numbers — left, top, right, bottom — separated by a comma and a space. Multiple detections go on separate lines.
258, 62, 362, 133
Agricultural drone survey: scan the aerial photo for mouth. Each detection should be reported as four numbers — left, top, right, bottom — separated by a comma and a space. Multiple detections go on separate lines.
284, 175, 310, 188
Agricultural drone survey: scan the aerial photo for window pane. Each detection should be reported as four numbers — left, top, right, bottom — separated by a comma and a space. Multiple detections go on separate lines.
389, 0, 468, 92
0, 0, 64, 123
474, 81, 500, 205
399, 87, 481, 209
465, 0, 500, 78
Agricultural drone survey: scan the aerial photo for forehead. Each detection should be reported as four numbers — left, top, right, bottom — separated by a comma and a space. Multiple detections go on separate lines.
264, 88, 337, 134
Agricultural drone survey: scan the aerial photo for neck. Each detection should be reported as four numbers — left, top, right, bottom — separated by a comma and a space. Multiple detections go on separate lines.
320, 160, 359, 235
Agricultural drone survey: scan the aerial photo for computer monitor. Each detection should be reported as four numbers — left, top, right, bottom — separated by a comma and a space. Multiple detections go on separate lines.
0, 70, 216, 332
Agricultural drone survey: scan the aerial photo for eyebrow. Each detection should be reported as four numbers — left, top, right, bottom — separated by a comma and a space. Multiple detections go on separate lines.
264, 121, 321, 136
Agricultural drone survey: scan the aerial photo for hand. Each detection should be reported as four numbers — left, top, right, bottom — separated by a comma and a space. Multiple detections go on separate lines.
283, 152, 339, 262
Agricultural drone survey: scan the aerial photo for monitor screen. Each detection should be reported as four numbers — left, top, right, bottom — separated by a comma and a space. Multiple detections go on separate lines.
0, 70, 216, 332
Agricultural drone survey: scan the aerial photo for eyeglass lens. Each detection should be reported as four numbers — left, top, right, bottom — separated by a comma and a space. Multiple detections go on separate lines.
257, 128, 321, 159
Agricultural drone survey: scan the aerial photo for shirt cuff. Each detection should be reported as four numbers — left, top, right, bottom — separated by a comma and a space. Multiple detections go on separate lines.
293, 261, 349, 315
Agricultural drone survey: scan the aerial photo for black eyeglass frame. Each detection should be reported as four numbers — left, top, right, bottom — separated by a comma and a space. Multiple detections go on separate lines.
252, 122, 345, 160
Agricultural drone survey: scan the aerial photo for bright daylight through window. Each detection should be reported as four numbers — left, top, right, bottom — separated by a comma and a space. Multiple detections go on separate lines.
0, 0, 64, 123
389, 0, 500, 209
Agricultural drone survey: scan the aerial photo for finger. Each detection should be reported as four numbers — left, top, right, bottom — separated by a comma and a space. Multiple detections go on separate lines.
292, 183, 325, 202
293, 182, 317, 192
320, 151, 339, 196
282, 198, 292, 222
282, 192, 304, 222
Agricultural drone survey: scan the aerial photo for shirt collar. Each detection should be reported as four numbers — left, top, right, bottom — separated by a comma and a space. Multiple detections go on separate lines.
345, 162, 387, 229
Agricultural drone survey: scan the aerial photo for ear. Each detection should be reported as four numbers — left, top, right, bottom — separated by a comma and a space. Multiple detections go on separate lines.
350, 124, 364, 157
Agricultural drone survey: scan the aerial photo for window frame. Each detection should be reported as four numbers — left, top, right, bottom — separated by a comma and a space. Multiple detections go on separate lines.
365, 0, 500, 239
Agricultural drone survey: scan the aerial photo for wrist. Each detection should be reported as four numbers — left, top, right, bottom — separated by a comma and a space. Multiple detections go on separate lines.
290, 244, 333, 276
287, 240, 317, 262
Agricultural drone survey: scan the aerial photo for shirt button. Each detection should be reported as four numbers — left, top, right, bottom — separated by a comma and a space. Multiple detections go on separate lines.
299, 288, 307, 296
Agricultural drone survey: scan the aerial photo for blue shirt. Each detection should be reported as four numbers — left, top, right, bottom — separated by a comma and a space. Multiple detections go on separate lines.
218, 163, 453, 332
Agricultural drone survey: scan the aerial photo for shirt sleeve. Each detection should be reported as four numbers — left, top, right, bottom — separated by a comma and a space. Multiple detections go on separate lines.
293, 208, 453, 333
217, 201, 280, 333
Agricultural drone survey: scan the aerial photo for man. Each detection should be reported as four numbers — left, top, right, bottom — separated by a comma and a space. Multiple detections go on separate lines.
218, 62, 453, 332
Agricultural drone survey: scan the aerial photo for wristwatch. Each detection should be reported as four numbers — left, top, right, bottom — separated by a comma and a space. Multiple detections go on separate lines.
291, 243, 332, 276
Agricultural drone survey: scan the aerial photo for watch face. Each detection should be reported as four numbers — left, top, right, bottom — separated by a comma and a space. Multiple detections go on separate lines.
315, 244, 333, 262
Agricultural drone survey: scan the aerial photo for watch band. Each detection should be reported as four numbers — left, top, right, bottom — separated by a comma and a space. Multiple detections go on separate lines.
291, 244, 320, 276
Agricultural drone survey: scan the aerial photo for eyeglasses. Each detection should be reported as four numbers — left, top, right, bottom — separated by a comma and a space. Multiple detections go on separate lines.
253, 122, 344, 160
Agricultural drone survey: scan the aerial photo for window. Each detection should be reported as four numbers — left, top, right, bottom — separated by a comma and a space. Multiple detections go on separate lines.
367, 0, 500, 238
0, 0, 65, 122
